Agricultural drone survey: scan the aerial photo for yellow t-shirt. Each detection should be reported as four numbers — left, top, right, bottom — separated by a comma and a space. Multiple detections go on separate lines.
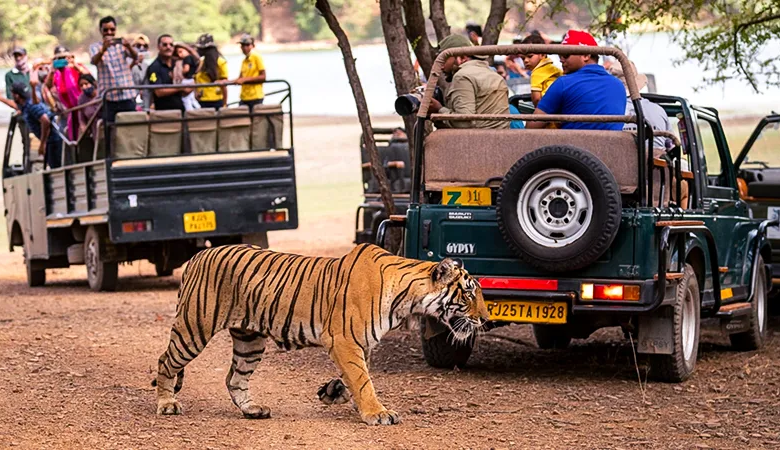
195, 56, 229, 102
530, 57, 562, 96
240, 52, 265, 102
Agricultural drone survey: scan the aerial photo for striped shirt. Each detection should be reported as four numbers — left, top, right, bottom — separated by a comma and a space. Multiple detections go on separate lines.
89, 42, 137, 102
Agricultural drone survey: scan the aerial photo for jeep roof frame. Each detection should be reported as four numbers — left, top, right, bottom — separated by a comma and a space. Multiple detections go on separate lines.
411, 44, 655, 206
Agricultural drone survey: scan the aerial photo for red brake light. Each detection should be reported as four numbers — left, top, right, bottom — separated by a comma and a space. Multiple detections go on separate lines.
479, 278, 558, 291
122, 220, 152, 233
260, 209, 288, 223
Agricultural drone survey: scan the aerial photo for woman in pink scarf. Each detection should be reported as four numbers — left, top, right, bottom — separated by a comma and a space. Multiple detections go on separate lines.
45, 46, 91, 140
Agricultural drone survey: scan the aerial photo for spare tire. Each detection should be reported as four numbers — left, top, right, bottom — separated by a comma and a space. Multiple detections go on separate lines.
497, 145, 622, 272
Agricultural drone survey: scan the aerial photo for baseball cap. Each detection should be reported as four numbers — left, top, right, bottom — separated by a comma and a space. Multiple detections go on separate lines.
437, 34, 473, 52
239, 34, 254, 45
196, 33, 216, 49
10, 82, 30, 98
12, 47, 27, 56
561, 30, 598, 47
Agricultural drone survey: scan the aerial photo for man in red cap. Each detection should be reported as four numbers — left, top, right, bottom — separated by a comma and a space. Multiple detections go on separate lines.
526, 29, 625, 130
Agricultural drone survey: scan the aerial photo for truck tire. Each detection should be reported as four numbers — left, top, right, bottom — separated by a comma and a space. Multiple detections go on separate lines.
24, 250, 46, 287
85, 226, 118, 292
155, 261, 174, 277
649, 264, 700, 382
532, 324, 572, 349
419, 318, 475, 369
497, 146, 622, 272
730, 256, 768, 351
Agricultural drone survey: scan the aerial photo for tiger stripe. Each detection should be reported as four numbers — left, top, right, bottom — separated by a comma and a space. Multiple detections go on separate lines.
154, 243, 488, 425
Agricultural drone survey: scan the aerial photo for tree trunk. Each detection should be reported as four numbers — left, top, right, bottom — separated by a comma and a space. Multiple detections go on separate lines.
402, 0, 436, 78
429, 0, 451, 42
249, 0, 264, 41
379, 0, 419, 178
315, 0, 396, 230
482, 0, 508, 46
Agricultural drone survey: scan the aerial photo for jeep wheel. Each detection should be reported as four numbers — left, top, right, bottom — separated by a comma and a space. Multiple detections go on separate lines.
85, 226, 118, 292
532, 324, 572, 349
419, 318, 475, 369
649, 264, 700, 382
155, 260, 174, 277
730, 256, 768, 351
497, 146, 622, 272
24, 250, 46, 287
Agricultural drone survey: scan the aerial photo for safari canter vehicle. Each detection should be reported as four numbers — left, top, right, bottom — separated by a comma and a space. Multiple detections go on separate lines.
381, 45, 778, 382
734, 114, 780, 294
2, 81, 298, 291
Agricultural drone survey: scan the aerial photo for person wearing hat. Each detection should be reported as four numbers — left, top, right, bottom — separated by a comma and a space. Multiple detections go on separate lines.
230, 34, 266, 110
608, 61, 672, 149
428, 34, 510, 130
194, 33, 229, 110
527, 29, 626, 130
10, 82, 63, 169
1, 48, 31, 110
89, 16, 139, 124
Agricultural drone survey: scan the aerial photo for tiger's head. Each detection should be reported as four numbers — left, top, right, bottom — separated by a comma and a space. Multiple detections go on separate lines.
424, 259, 489, 342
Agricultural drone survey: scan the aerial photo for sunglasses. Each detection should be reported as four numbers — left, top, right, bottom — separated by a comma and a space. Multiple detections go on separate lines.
135, 45, 149, 50
159, 42, 174, 48
102, 27, 116, 33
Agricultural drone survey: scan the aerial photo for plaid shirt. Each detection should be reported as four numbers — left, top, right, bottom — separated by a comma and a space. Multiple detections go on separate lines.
89, 42, 137, 102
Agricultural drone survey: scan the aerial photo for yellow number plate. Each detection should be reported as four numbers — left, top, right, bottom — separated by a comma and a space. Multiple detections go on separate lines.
486, 301, 567, 324
183, 211, 217, 233
442, 187, 492, 206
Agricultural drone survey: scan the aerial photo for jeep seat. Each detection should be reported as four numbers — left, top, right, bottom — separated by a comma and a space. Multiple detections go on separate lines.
424, 129, 639, 194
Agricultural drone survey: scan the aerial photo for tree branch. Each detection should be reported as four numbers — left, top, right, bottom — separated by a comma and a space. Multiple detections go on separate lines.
429, 0, 451, 42
482, 0, 508, 47
734, 12, 780, 93
314, 0, 396, 219
402, 0, 436, 78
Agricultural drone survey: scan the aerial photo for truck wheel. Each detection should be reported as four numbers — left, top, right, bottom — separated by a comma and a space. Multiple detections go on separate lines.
85, 226, 118, 292
419, 318, 475, 369
532, 324, 572, 349
649, 264, 700, 382
497, 146, 621, 272
730, 256, 768, 351
24, 250, 46, 287
155, 261, 174, 277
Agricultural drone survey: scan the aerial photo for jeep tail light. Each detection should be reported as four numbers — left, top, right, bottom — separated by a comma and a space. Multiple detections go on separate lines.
581, 283, 640, 301
122, 220, 152, 233
260, 209, 288, 223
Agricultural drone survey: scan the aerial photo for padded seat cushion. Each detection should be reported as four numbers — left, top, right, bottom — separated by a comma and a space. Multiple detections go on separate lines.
114, 111, 148, 159
424, 129, 639, 194
251, 104, 284, 149
748, 182, 780, 198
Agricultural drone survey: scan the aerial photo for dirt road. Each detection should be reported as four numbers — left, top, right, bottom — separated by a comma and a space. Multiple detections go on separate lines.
2, 116, 780, 449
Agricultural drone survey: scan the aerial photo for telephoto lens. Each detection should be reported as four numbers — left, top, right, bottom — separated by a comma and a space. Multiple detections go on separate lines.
394, 93, 422, 115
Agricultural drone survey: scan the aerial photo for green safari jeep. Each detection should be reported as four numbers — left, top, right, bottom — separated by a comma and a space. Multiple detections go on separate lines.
381, 44, 778, 382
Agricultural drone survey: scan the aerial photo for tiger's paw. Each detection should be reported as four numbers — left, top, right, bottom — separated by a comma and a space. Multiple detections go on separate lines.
362, 409, 401, 426
317, 378, 350, 405
241, 405, 271, 420
156, 399, 183, 415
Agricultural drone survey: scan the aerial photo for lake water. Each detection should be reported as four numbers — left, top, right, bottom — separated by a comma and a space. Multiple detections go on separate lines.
1, 32, 778, 121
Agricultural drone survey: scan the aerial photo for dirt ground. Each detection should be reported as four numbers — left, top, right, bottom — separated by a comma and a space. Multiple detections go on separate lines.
2, 116, 780, 449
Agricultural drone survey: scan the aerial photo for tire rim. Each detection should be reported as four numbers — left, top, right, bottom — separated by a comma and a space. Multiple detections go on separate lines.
517, 169, 593, 248
86, 238, 99, 283
757, 272, 766, 334
682, 286, 696, 363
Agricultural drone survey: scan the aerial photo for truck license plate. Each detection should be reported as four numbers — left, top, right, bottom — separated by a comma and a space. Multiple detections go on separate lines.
442, 187, 491, 206
486, 301, 567, 324
183, 211, 217, 233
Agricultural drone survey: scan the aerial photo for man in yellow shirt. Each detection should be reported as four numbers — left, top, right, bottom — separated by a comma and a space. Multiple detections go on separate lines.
520, 34, 562, 106
232, 34, 266, 110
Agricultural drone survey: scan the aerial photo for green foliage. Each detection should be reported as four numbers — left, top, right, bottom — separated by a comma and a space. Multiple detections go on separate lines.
222, 0, 260, 36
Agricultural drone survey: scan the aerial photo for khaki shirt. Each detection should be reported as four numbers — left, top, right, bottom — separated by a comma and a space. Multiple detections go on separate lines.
439, 59, 510, 129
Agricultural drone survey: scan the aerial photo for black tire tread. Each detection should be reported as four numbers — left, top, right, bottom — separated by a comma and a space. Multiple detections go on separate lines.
532, 324, 572, 349
419, 319, 475, 369
730, 256, 767, 351
85, 226, 119, 292
496, 145, 622, 272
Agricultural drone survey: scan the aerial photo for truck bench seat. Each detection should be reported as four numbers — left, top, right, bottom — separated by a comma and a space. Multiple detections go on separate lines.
424, 129, 639, 194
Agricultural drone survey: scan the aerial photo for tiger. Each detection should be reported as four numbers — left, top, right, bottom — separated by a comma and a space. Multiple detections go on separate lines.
154, 243, 488, 425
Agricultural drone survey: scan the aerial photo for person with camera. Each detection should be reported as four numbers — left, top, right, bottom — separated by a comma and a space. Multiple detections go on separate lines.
89, 16, 139, 124
45, 46, 90, 140
427, 34, 510, 129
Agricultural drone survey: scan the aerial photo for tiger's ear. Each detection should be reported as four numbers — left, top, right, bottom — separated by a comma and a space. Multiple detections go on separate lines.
431, 258, 461, 285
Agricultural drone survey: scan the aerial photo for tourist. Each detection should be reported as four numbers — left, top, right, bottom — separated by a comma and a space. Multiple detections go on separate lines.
89, 16, 139, 123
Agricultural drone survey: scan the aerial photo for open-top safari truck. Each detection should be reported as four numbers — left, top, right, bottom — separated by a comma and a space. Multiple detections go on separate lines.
734, 114, 780, 294
379, 44, 778, 382
3, 81, 297, 291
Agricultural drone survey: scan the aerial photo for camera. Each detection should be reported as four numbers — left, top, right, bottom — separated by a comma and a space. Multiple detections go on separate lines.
394, 86, 444, 115
52, 58, 68, 69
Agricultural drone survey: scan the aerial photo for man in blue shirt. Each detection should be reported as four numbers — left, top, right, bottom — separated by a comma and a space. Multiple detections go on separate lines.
11, 82, 63, 169
527, 30, 626, 131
